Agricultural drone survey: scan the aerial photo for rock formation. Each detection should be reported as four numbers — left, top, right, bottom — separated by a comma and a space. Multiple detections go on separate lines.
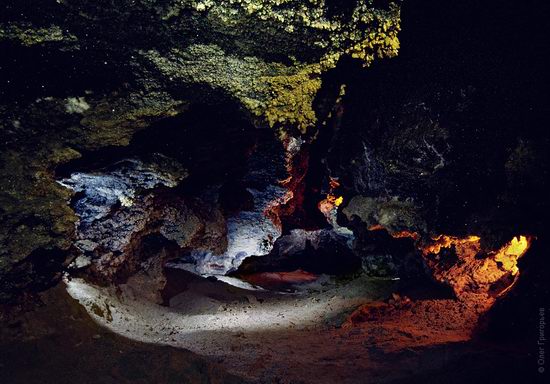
0, 0, 402, 300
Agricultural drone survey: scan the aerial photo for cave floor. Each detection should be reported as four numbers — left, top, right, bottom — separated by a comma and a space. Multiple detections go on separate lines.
59, 272, 536, 384
0, 285, 245, 384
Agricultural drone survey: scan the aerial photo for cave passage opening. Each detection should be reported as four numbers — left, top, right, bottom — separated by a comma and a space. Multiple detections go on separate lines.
56, 97, 387, 299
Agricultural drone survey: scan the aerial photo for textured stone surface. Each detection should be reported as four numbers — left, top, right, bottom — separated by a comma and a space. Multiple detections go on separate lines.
0, 92, 187, 300
59, 156, 187, 227
1, 0, 401, 133
0, 284, 247, 384
0, 0, 402, 299
236, 227, 360, 277
180, 185, 287, 275
323, 1, 549, 246
60, 157, 228, 282
342, 195, 426, 235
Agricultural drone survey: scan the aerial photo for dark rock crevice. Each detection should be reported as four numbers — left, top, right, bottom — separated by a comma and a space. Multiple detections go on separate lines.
323, 0, 549, 244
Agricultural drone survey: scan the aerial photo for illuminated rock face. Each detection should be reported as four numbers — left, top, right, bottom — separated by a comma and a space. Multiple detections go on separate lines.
0, 0, 402, 299
179, 184, 287, 275
0, 0, 547, 310
167, 128, 290, 276
59, 157, 186, 229
58, 156, 229, 281
351, 224, 532, 304
421, 235, 531, 300
55, 124, 293, 279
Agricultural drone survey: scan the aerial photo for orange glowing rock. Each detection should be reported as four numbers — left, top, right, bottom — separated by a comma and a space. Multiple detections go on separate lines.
317, 177, 344, 221
241, 269, 318, 290
421, 235, 531, 299
324, 178, 343, 206
421, 235, 481, 256
328, 177, 340, 190
368, 224, 386, 231
347, 219, 534, 348
492, 235, 530, 276
368, 225, 420, 241
321, 194, 344, 207
365, 223, 532, 299
391, 230, 420, 241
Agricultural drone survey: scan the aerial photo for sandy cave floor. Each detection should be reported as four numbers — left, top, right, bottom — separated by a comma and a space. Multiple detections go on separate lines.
65, 273, 392, 383
63, 271, 537, 384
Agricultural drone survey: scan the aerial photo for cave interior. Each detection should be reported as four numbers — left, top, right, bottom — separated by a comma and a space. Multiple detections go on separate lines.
1, 1, 549, 384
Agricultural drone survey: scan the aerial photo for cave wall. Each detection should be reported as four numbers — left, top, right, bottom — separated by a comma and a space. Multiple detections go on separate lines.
326, 0, 549, 245
0, 0, 402, 301
323, 0, 550, 336
0, 0, 548, 308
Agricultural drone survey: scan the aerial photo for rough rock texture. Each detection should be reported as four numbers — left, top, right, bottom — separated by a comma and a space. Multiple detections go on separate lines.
420, 235, 531, 300
164, 127, 289, 275
236, 227, 360, 277
0, 0, 402, 300
180, 184, 286, 275
1, 0, 400, 134
0, 92, 187, 300
0, 284, 247, 384
324, 1, 549, 248
1, 2, 548, 383
60, 156, 227, 282
342, 195, 426, 235
348, 227, 423, 278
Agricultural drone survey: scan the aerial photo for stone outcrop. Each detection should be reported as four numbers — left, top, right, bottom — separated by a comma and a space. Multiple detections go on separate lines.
59, 156, 227, 282
0, 0, 402, 300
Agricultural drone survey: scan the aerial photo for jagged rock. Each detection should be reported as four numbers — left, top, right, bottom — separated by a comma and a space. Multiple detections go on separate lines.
1, 0, 400, 133
167, 133, 289, 276
59, 156, 187, 225
0, 0, 401, 300
324, 1, 548, 240
342, 195, 427, 235
58, 157, 226, 282
236, 227, 360, 276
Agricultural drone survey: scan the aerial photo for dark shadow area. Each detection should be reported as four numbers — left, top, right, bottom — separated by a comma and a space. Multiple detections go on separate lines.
0, 248, 70, 302
0, 285, 245, 384
56, 101, 258, 192
323, 0, 549, 240
235, 233, 361, 278
0, 42, 133, 105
